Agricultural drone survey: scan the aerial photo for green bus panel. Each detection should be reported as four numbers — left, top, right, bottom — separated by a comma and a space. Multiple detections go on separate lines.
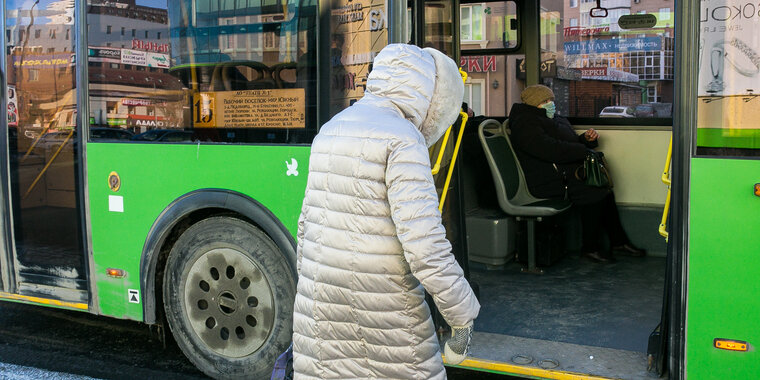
687, 158, 760, 378
86, 143, 310, 320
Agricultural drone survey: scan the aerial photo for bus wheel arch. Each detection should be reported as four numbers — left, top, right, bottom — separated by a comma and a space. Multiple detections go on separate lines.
162, 215, 295, 379
140, 189, 297, 327
140, 190, 297, 378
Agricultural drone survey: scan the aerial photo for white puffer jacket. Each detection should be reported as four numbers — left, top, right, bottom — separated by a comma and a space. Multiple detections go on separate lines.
293, 44, 480, 380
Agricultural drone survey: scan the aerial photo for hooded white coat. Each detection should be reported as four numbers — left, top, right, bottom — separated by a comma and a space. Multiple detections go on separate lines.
293, 44, 480, 380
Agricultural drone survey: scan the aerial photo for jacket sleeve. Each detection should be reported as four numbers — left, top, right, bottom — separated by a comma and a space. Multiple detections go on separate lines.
511, 113, 588, 163
296, 196, 307, 275
385, 137, 480, 327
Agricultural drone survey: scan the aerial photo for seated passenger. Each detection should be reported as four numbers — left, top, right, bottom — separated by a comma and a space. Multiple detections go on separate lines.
508, 85, 645, 262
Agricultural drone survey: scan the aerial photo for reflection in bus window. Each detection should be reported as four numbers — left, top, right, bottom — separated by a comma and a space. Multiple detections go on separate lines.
424, 0, 455, 56
696, 0, 760, 156
533, 0, 675, 118
328, 0, 389, 117
87, 0, 318, 144
459, 1, 517, 117
460, 1, 517, 49
5, 0, 87, 290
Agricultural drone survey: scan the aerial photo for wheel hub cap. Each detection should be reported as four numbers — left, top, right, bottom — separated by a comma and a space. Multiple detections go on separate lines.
183, 247, 275, 358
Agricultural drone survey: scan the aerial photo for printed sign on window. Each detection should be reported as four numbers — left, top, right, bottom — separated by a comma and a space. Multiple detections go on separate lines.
193, 89, 306, 129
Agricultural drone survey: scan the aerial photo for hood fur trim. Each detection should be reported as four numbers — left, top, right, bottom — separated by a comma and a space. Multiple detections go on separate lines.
420, 48, 464, 147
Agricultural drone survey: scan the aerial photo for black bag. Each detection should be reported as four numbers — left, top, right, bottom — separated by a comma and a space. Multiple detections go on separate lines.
575, 150, 612, 188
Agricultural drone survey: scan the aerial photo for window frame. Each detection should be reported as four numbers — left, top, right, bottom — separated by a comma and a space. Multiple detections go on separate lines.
464, 78, 486, 116
460, 3, 486, 43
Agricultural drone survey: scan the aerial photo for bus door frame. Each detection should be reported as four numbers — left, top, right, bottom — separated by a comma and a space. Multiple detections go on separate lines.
0, 6, 14, 293
668, 0, 700, 377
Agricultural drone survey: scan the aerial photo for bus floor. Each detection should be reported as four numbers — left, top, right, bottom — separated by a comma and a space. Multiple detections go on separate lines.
464, 254, 665, 378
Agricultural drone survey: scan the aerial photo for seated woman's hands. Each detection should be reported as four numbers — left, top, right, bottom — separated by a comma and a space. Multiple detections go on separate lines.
584, 128, 599, 142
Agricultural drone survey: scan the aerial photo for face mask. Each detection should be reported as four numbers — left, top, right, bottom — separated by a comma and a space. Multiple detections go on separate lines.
539, 101, 556, 119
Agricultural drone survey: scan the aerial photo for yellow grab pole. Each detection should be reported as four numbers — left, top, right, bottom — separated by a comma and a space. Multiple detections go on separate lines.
658, 135, 673, 241
23, 129, 75, 199
436, 69, 469, 212
439, 112, 468, 212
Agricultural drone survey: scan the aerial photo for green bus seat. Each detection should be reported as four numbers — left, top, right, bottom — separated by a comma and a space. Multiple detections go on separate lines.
478, 119, 571, 273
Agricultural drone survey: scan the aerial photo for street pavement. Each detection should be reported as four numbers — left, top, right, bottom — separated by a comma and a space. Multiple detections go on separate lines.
0, 301, 506, 379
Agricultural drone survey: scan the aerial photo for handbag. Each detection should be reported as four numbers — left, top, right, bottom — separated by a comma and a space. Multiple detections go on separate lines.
575, 150, 612, 188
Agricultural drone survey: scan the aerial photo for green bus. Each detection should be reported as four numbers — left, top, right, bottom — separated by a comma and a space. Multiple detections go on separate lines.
1, 0, 758, 378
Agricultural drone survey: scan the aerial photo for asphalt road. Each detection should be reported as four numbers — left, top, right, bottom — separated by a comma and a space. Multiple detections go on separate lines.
0, 301, 508, 379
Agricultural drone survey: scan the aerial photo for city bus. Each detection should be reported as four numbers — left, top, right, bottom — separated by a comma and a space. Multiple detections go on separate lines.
0, 0, 757, 378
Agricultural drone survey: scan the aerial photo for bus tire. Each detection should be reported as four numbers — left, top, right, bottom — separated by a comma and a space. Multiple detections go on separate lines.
163, 216, 295, 379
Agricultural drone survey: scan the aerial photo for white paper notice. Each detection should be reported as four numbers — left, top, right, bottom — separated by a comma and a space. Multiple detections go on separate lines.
109, 195, 124, 212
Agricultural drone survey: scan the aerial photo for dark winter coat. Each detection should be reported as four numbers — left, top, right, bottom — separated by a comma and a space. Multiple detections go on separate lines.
507, 103, 598, 199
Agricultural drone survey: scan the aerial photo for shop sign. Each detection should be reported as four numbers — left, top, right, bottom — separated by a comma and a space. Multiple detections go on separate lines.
147, 53, 170, 68
580, 67, 608, 77
699, 0, 760, 96
131, 39, 170, 54
564, 37, 662, 55
335, 3, 364, 24
88, 47, 122, 63
121, 49, 147, 66
122, 99, 153, 106
516, 58, 557, 79
563, 26, 610, 36
192, 89, 306, 129
12, 53, 74, 68
460, 56, 497, 73
127, 114, 173, 128
106, 118, 127, 126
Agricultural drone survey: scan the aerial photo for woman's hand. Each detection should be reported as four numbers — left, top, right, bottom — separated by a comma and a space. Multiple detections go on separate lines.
584, 128, 599, 142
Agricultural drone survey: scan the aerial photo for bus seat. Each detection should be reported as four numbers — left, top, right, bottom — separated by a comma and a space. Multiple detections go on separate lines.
210, 63, 275, 91
478, 119, 571, 274
272, 62, 297, 88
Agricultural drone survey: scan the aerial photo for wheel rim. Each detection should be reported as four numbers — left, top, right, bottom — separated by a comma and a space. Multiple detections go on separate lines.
183, 247, 275, 358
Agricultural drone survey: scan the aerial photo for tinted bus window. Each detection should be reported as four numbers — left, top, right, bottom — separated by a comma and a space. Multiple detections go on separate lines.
5, 0, 87, 288
537, 0, 674, 119
87, 0, 318, 144
327, 0, 388, 117
459, 1, 517, 117
696, 0, 760, 156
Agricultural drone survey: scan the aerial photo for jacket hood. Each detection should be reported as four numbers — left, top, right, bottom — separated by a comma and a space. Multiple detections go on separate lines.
361, 44, 464, 147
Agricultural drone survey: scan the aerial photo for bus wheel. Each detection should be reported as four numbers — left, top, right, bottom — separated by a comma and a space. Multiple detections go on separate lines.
163, 216, 295, 379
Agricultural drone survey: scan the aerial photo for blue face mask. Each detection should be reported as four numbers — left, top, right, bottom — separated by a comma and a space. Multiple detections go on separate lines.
539, 101, 556, 119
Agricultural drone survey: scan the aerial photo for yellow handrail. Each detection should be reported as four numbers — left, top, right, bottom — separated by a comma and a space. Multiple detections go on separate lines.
658, 135, 672, 241
23, 129, 75, 199
434, 68, 469, 212
431, 127, 453, 175
438, 112, 468, 212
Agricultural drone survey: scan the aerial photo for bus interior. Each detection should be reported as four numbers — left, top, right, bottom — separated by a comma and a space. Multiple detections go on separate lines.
429, 0, 673, 378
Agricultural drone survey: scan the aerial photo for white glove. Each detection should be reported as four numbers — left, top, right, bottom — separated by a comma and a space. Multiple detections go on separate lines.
444, 321, 473, 365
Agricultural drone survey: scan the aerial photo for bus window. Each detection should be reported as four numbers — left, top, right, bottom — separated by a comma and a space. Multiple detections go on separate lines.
696, 4, 760, 156
459, 1, 517, 117
460, 1, 517, 49
424, 0, 455, 56
537, 0, 674, 119
87, 0, 319, 144
328, 0, 388, 117
5, 0, 87, 296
